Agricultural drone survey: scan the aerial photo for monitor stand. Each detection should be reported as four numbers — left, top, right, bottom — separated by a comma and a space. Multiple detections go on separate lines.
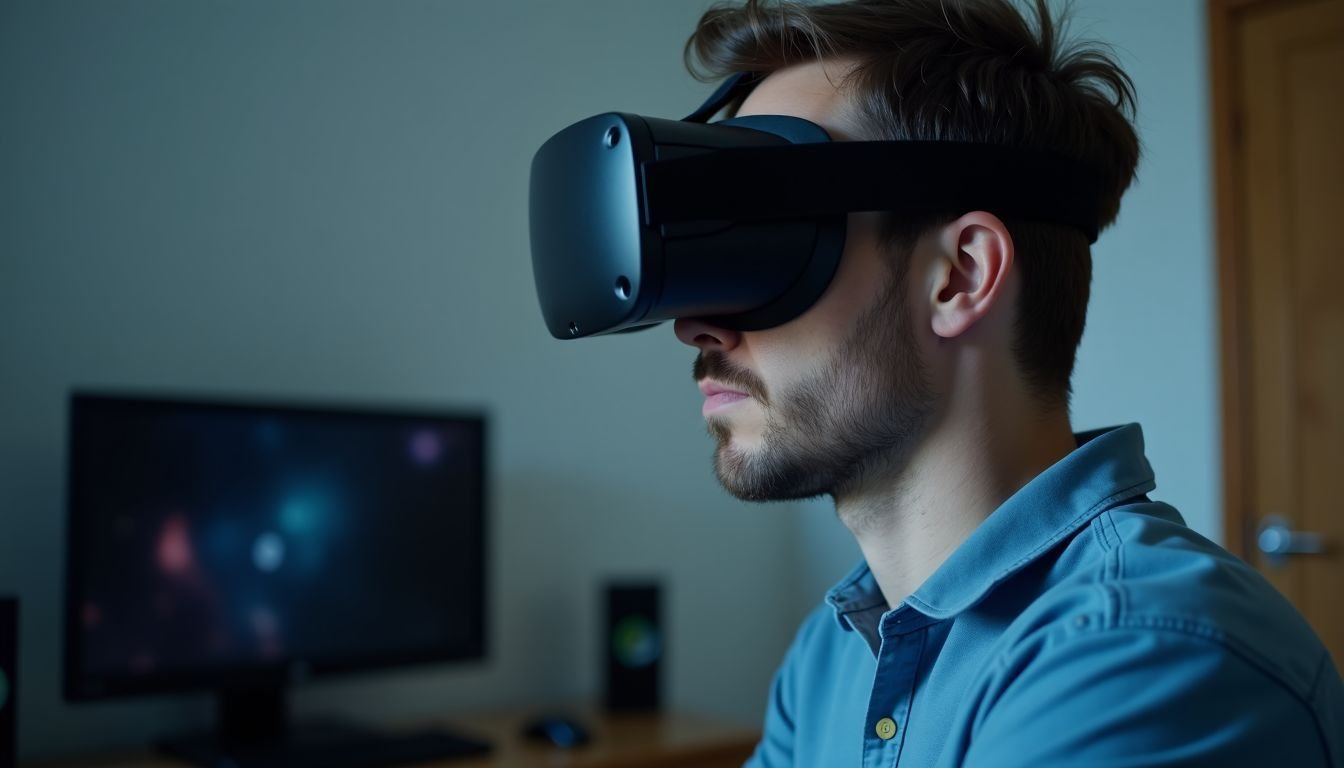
158, 686, 492, 768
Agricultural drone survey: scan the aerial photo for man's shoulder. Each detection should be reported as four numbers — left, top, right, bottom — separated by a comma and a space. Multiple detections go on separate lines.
969, 501, 1344, 764
1014, 499, 1334, 703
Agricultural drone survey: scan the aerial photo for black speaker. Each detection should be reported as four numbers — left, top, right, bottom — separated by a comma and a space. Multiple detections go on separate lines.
1, 595, 16, 768
603, 582, 661, 712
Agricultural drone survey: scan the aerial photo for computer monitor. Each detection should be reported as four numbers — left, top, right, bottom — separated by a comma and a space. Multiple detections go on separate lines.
63, 392, 489, 764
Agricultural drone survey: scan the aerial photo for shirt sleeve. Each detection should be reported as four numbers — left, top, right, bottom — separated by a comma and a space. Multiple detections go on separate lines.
961, 626, 1335, 767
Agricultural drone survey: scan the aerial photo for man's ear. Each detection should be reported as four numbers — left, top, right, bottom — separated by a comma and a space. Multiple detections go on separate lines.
928, 212, 1015, 339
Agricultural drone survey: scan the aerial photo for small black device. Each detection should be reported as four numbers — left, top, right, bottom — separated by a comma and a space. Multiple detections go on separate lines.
603, 582, 662, 711
63, 392, 491, 767
529, 72, 1105, 340
521, 715, 591, 749
0, 595, 15, 768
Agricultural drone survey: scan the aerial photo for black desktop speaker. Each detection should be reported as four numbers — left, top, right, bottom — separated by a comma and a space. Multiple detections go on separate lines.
603, 582, 662, 711
1, 596, 16, 768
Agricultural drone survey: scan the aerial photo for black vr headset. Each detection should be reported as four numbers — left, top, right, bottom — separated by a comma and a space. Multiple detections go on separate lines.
529, 72, 1103, 340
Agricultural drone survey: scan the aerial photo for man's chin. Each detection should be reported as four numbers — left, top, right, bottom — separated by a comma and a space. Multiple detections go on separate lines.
712, 457, 765, 502
712, 441, 825, 502
712, 440, 752, 492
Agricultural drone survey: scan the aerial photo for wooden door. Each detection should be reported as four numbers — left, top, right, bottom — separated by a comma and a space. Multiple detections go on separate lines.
1213, 0, 1344, 666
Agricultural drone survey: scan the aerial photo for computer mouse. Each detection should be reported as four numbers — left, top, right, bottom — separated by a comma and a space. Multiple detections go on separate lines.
521, 715, 592, 748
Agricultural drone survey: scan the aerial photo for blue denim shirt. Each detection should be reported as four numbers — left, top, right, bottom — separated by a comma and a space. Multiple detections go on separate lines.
749, 424, 1343, 767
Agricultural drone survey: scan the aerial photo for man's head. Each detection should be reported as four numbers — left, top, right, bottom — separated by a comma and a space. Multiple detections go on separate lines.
675, 0, 1140, 502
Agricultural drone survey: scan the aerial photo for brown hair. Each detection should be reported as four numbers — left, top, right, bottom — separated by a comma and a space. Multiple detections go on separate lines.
685, 0, 1140, 404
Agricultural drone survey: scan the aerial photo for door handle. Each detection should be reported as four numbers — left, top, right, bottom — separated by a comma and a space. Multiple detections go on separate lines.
1256, 515, 1326, 566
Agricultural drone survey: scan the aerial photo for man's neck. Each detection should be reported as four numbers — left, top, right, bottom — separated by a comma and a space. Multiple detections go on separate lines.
835, 397, 1077, 610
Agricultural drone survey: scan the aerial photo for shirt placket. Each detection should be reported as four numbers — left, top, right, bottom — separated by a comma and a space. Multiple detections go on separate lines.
861, 607, 933, 768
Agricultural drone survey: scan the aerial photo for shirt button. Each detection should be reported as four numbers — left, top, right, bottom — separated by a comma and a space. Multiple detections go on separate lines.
875, 717, 898, 740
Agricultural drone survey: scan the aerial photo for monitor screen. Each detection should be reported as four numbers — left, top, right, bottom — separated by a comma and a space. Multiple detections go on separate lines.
64, 393, 487, 700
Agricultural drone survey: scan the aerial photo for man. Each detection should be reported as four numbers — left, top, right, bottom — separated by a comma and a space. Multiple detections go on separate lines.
672, 1, 1343, 765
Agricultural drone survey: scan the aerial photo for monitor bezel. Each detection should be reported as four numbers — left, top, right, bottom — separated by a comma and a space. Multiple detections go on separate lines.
62, 390, 489, 702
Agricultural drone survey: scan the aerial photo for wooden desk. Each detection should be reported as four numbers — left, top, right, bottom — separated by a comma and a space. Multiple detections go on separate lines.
27, 708, 759, 768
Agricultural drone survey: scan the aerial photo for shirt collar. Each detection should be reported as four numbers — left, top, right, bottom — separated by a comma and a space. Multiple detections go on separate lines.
826, 423, 1157, 634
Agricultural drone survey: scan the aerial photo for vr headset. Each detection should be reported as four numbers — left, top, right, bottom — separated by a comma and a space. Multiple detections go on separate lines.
529, 72, 1103, 340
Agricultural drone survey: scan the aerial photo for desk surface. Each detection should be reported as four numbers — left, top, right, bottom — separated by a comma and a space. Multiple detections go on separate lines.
27, 708, 760, 768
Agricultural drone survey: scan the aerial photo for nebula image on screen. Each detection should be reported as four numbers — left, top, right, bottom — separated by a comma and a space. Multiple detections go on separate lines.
66, 396, 485, 689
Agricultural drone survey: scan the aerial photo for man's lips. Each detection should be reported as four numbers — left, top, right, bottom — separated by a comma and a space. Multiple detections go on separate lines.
698, 380, 751, 416
698, 381, 747, 398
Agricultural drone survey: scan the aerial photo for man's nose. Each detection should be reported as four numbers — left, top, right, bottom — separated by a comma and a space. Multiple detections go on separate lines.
673, 318, 742, 353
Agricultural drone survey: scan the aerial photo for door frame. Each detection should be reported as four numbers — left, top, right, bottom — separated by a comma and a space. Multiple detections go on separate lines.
1209, 0, 1288, 559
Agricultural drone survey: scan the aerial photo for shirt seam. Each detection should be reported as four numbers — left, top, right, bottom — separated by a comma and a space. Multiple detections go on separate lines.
1105, 510, 1126, 581
1090, 514, 1113, 552
1110, 614, 1326, 703
1091, 513, 1124, 591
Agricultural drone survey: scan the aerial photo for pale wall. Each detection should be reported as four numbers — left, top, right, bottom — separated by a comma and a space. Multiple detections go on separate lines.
0, 1, 797, 759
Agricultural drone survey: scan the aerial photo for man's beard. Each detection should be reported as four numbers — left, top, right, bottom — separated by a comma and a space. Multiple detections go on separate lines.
695, 264, 934, 502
